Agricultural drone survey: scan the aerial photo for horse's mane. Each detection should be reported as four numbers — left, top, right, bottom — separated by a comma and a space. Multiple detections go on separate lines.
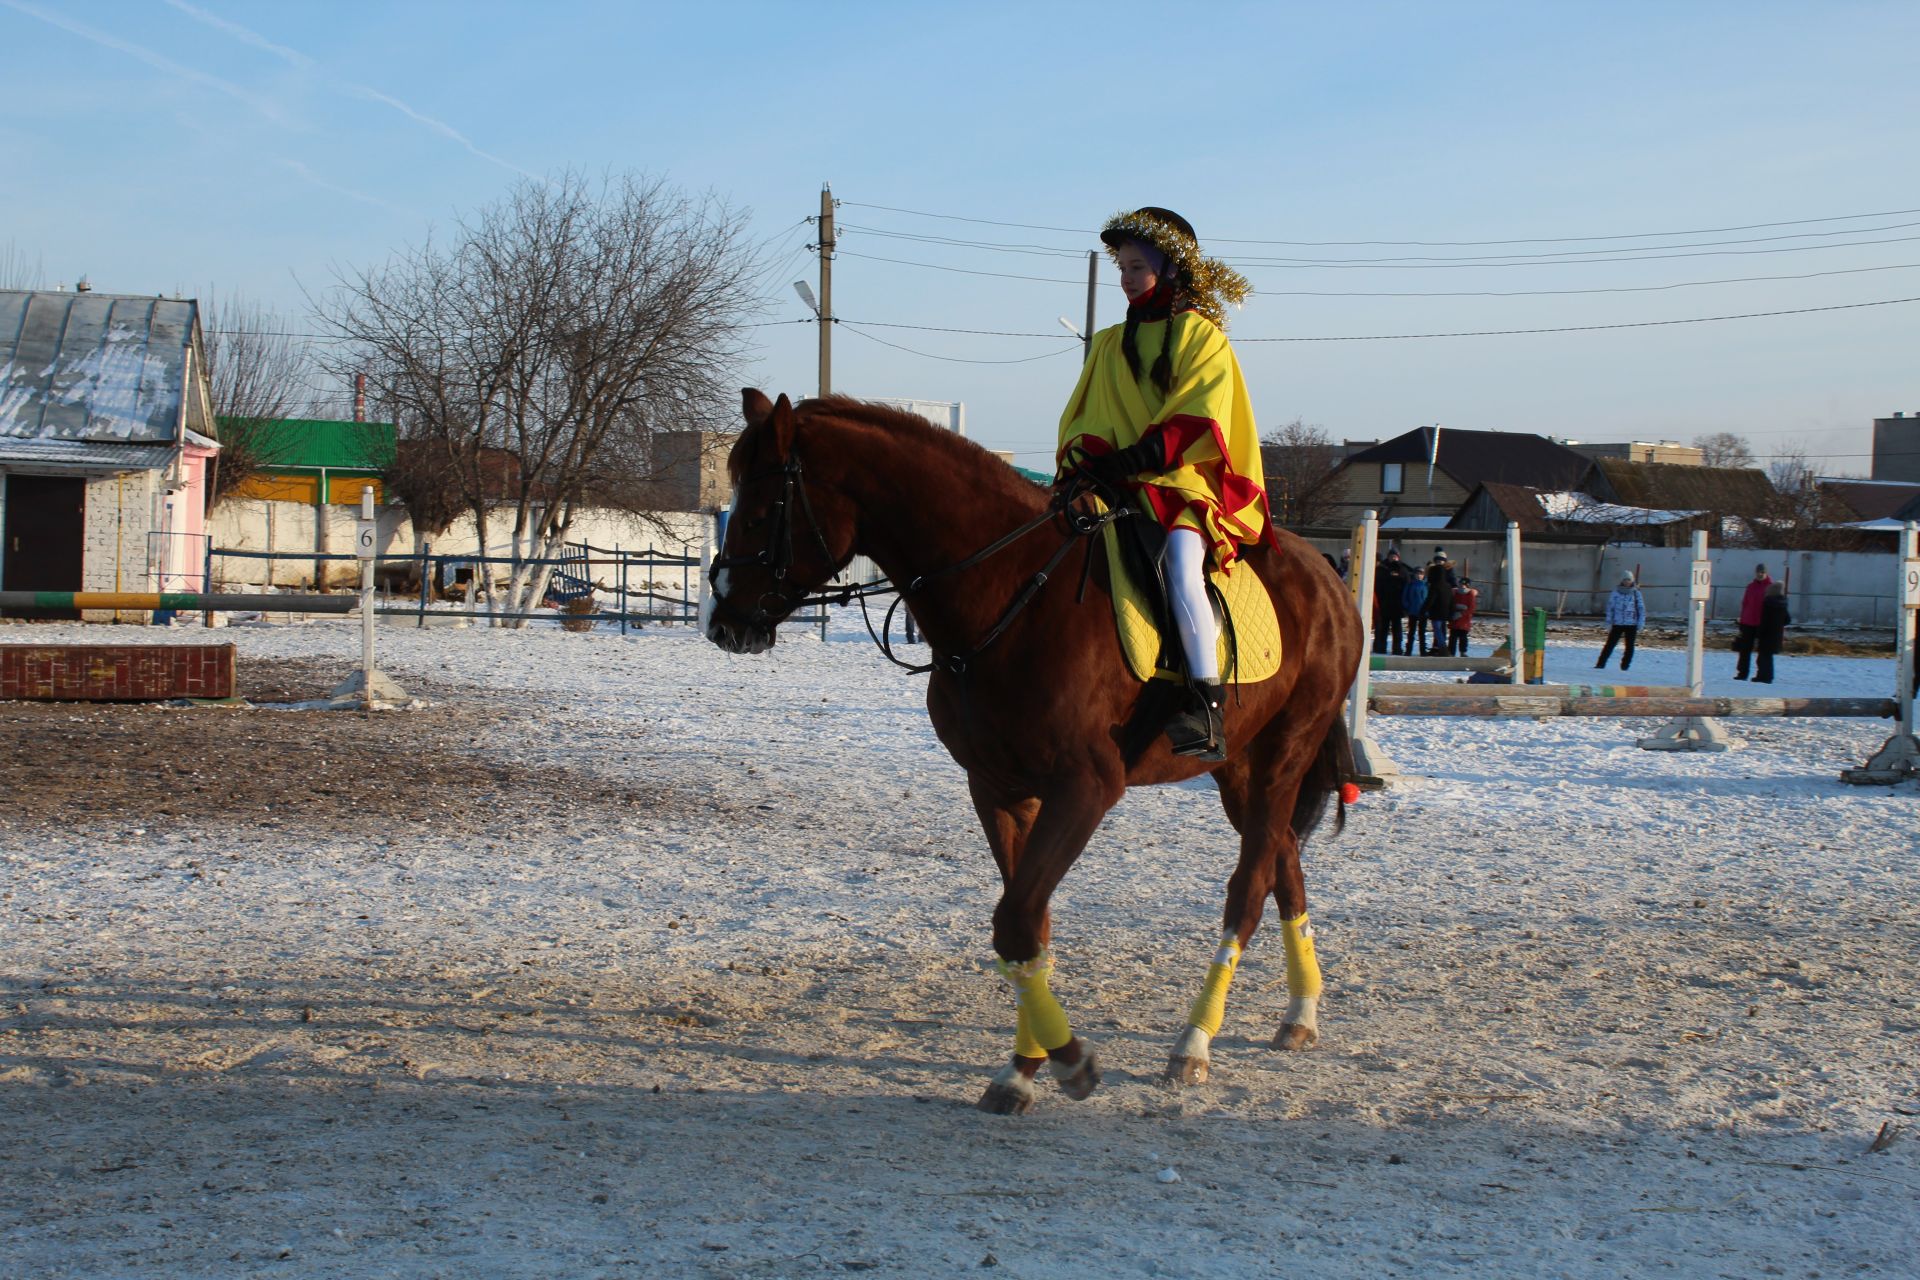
797, 396, 1048, 511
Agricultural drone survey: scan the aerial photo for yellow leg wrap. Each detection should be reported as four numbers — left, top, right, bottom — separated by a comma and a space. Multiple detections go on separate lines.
997, 952, 1074, 1053
1186, 936, 1244, 1036
1281, 913, 1324, 1000
1013, 1002, 1047, 1060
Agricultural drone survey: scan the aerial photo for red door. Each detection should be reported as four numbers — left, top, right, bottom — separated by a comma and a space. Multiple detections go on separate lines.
2, 474, 86, 620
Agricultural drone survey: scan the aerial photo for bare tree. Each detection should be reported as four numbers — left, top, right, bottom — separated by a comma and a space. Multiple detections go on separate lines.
317, 171, 762, 623
0, 240, 44, 290
201, 292, 321, 506
1762, 441, 1846, 548
1260, 419, 1343, 527
1693, 431, 1755, 469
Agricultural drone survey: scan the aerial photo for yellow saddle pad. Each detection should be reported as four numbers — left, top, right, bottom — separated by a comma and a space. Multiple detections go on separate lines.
1100, 513, 1282, 685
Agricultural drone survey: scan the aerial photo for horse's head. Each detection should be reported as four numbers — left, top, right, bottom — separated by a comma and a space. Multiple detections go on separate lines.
703, 389, 857, 654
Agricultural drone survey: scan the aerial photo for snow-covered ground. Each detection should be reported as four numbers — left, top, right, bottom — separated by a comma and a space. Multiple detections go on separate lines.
2, 615, 1915, 1278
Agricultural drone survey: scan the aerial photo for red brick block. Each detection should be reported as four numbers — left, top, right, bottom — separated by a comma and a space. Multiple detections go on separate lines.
0, 644, 235, 701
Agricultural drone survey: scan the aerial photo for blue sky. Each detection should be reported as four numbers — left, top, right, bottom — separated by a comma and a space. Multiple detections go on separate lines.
3, 1, 1916, 474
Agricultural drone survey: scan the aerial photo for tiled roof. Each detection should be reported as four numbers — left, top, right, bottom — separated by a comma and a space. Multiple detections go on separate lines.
1590, 458, 1776, 512
1818, 478, 1920, 522
1343, 426, 1591, 491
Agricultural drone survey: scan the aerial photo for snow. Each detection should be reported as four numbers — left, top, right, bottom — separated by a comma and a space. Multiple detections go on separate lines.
2, 613, 1916, 1277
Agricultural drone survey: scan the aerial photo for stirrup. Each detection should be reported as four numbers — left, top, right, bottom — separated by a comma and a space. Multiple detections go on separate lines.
1166, 680, 1225, 760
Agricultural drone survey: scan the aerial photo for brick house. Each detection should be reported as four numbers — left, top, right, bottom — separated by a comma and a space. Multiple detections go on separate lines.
0, 290, 220, 621
1322, 426, 1592, 527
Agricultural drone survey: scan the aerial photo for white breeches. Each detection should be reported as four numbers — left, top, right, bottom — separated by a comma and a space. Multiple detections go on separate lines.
1163, 527, 1219, 681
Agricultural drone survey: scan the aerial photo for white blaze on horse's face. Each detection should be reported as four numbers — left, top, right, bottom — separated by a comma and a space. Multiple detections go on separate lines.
712, 485, 741, 604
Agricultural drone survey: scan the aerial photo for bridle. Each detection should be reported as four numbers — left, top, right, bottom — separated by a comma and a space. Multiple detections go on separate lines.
708, 449, 1128, 676
708, 454, 839, 630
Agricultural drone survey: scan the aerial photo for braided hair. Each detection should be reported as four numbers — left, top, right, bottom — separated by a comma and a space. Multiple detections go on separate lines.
1120, 272, 1189, 395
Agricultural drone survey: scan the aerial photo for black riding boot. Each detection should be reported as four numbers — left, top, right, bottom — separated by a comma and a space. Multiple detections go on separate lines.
1166, 679, 1226, 761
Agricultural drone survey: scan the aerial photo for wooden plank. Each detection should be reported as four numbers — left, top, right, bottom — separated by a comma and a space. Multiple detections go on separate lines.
1369, 695, 1898, 719
1366, 682, 1691, 699
1369, 654, 1511, 672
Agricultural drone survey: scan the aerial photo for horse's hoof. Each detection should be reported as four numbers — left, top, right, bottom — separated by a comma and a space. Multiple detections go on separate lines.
1165, 1054, 1210, 1085
976, 1080, 1036, 1115
1050, 1041, 1101, 1101
1271, 1022, 1319, 1052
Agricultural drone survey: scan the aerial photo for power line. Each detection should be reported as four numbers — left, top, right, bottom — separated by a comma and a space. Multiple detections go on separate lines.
837, 322, 1080, 365
845, 217, 1920, 266
1232, 295, 1920, 341
839, 198, 1920, 249
1228, 262, 1920, 298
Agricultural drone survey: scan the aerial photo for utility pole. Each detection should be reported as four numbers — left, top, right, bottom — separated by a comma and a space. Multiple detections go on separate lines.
1082, 250, 1097, 362
818, 183, 834, 397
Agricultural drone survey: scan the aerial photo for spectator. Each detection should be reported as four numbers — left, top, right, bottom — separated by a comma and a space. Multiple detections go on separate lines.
1424, 551, 1457, 655
1401, 566, 1429, 652
1732, 563, 1773, 680
1754, 581, 1791, 683
1449, 576, 1480, 655
1374, 549, 1410, 654
1337, 548, 1351, 582
1596, 573, 1647, 671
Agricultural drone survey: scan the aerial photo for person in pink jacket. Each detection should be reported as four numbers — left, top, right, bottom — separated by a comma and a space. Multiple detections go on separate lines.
1732, 563, 1773, 680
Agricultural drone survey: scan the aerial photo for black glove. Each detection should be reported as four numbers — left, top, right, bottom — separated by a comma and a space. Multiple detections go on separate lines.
1070, 432, 1169, 491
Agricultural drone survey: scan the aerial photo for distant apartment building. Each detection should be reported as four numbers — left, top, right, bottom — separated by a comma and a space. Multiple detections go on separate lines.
1871, 411, 1920, 483
1565, 440, 1705, 466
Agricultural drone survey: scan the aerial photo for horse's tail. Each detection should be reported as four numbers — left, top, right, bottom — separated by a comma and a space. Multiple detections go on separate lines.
1290, 716, 1356, 844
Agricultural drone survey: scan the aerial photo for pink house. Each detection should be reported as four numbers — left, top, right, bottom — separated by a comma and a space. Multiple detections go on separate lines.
0, 290, 221, 621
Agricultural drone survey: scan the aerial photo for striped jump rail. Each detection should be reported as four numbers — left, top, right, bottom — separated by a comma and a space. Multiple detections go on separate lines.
1368, 694, 1898, 719
0, 591, 356, 614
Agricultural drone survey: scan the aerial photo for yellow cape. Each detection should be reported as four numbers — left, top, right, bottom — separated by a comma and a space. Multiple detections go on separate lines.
1057, 312, 1270, 571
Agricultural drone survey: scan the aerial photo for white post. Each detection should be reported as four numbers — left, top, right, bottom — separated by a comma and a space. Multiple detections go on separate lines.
326, 485, 408, 709
1505, 521, 1524, 685
1640, 528, 1736, 751
1686, 529, 1708, 697
1843, 521, 1920, 783
359, 486, 376, 709
1345, 511, 1398, 785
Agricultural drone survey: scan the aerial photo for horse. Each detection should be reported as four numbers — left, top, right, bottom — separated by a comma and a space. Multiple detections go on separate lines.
704, 390, 1363, 1114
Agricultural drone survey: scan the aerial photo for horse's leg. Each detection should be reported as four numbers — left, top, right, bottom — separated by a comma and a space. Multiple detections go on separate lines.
987, 781, 1113, 1107
1165, 756, 1275, 1084
1268, 818, 1324, 1054
967, 777, 1048, 1116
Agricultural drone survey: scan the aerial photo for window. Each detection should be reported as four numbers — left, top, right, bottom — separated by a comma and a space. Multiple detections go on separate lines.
1381, 462, 1404, 494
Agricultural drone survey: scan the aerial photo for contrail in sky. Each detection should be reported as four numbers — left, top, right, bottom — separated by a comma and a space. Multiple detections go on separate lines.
163, 0, 539, 181
3, 0, 288, 124
277, 159, 415, 217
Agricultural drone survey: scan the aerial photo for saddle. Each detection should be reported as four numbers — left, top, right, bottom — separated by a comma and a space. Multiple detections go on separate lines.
1092, 497, 1283, 686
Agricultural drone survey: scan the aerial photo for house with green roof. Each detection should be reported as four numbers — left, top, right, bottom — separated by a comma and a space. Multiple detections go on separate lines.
219, 416, 397, 505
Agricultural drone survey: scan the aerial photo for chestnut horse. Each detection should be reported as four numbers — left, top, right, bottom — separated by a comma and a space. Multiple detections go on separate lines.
705, 391, 1362, 1113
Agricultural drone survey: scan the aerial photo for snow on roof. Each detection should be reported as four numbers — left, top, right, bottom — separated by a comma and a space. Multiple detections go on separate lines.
1379, 515, 1452, 529
1536, 491, 1703, 525
0, 291, 198, 446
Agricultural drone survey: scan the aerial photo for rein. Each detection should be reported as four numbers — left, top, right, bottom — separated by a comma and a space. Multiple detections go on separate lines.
712, 452, 1126, 677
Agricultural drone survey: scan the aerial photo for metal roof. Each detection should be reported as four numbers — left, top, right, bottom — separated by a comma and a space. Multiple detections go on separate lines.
0, 291, 198, 446
0, 438, 179, 471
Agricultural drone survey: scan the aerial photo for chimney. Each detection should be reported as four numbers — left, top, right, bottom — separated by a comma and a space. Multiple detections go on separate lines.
354, 372, 367, 423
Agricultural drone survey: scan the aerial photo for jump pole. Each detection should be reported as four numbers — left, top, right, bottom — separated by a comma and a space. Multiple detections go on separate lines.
1842, 520, 1920, 784
1344, 510, 1399, 785
1640, 529, 1737, 752
1504, 521, 1524, 688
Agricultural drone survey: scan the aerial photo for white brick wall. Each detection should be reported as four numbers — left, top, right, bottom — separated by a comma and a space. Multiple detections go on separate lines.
80, 470, 160, 622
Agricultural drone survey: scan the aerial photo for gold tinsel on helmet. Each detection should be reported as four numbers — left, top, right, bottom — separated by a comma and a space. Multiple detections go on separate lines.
1101, 209, 1252, 329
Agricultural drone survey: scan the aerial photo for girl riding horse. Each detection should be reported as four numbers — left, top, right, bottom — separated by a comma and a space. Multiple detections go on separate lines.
1057, 207, 1265, 761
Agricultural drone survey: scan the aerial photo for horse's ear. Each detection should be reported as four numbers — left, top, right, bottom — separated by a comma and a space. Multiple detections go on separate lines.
770, 393, 795, 455
741, 388, 774, 428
